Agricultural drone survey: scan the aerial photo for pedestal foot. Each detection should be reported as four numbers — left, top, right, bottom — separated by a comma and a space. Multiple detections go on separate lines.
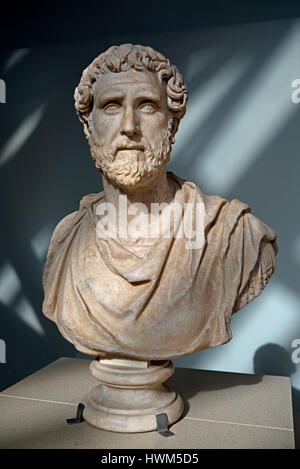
82, 358, 184, 433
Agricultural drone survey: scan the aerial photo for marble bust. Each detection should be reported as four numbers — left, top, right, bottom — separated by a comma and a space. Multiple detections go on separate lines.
42, 44, 278, 362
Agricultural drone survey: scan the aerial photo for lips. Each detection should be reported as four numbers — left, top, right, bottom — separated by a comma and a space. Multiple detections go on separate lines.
118, 145, 144, 151
112, 141, 146, 160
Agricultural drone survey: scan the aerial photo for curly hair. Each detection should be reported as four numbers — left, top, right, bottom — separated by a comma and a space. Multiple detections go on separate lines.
74, 44, 188, 140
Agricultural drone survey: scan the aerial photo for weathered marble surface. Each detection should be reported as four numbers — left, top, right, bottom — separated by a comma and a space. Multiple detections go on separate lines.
42, 44, 278, 361
82, 357, 184, 433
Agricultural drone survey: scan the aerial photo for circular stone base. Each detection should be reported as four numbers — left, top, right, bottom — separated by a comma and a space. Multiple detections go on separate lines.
82, 359, 184, 433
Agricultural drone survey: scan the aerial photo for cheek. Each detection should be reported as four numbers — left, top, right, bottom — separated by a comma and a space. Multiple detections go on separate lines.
141, 114, 168, 141
91, 110, 119, 140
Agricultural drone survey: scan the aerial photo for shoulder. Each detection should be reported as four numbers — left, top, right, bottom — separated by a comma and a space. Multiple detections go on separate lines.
169, 172, 250, 216
52, 211, 79, 238
49, 192, 103, 246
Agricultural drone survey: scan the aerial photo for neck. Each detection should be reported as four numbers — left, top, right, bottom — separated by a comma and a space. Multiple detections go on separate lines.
102, 169, 175, 211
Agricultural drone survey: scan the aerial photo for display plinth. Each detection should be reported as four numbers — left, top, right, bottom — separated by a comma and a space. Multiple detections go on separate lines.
82, 357, 184, 432
0, 357, 295, 449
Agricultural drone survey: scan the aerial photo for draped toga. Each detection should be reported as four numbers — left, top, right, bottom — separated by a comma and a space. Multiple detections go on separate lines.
42, 172, 278, 360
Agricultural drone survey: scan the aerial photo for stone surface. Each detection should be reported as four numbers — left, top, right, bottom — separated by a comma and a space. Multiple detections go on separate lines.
82, 358, 184, 432
100, 357, 150, 368
0, 358, 295, 449
42, 44, 278, 361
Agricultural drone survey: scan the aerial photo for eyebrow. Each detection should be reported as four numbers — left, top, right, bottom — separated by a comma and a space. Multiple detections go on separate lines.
96, 88, 161, 107
96, 92, 122, 106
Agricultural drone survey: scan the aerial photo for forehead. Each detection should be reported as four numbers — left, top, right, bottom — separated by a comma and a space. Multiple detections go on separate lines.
93, 69, 165, 99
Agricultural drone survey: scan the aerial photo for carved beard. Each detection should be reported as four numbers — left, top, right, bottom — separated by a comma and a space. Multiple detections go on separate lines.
88, 122, 173, 191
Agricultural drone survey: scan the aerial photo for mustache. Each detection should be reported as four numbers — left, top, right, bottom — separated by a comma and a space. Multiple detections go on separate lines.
112, 140, 146, 157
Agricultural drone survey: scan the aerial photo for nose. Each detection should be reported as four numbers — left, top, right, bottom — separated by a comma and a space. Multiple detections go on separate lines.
121, 106, 140, 137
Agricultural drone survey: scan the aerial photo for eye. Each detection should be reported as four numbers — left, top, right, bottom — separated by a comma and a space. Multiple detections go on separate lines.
103, 101, 121, 113
139, 101, 157, 113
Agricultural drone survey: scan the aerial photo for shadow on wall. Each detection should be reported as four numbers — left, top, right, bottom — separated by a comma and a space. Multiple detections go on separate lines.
0, 42, 102, 390
0, 19, 299, 399
253, 343, 300, 413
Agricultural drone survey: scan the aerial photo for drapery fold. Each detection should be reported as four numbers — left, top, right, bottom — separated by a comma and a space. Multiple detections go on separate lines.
42, 172, 278, 359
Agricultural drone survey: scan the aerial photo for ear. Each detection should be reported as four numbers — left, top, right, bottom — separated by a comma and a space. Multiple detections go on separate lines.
83, 118, 90, 139
168, 115, 178, 144
83, 112, 95, 140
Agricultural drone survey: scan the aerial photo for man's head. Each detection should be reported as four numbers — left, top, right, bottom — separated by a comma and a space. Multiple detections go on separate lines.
74, 44, 187, 191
